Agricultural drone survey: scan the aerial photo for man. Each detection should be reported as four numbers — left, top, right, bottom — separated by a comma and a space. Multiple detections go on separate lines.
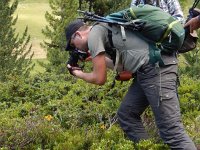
184, 15, 200, 32
131, 0, 184, 23
65, 19, 197, 149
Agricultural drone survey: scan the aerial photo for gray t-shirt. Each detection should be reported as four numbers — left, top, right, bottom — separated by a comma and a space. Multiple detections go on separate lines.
88, 24, 149, 73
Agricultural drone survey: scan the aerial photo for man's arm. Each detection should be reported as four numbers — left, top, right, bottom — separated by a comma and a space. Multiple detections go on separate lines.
184, 15, 200, 33
70, 52, 107, 85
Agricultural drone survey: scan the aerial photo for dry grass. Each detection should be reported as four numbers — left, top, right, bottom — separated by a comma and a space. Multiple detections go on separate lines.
15, 1, 50, 59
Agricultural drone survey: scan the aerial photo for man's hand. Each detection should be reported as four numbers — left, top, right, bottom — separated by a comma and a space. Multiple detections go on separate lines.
184, 15, 200, 33
67, 64, 82, 76
67, 53, 107, 85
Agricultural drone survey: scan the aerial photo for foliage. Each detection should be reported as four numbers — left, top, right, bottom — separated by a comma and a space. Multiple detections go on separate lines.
0, 0, 34, 82
79, 0, 131, 15
178, 74, 200, 145
0, 71, 199, 148
1, 0, 200, 149
0, 73, 72, 108
135, 139, 169, 150
183, 113, 200, 145
41, 0, 78, 74
0, 105, 64, 149
179, 50, 200, 79
178, 74, 200, 113
179, 0, 200, 80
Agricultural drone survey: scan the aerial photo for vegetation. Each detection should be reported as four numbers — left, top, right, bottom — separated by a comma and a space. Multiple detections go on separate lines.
0, 0, 200, 149
14, 0, 50, 59
0, 0, 33, 82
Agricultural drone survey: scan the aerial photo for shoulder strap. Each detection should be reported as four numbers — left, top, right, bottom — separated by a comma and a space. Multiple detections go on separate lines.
93, 23, 117, 63
96, 23, 122, 73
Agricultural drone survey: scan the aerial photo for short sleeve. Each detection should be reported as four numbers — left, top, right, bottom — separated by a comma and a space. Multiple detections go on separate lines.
88, 25, 108, 58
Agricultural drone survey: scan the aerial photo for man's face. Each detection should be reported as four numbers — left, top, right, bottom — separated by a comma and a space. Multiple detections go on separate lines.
70, 31, 88, 52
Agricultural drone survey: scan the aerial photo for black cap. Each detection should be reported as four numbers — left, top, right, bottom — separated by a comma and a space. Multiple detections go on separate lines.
65, 19, 84, 51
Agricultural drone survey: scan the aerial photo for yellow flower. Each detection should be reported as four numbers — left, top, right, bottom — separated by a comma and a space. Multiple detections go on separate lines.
44, 115, 53, 121
100, 124, 106, 130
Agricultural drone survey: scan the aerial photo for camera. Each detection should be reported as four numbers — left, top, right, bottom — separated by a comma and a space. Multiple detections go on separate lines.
67, 48, 90, 67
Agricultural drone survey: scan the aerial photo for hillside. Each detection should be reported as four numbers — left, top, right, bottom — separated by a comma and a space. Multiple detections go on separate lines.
15, 0, 50, 59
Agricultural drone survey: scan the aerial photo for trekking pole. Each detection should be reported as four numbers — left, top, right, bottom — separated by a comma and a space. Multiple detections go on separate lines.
77, 10, 108, 21
77, 10, 129, 26
77, 10, 145, 32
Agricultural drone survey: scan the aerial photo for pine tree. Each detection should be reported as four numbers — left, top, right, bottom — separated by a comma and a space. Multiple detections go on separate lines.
0, 0, 33, 82
79, 0, 131, 15
42, 0, 79, 74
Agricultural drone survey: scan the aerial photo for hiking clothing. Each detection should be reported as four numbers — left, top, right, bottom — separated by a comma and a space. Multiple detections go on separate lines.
88, 23, 196, 149
88, 24, 149, 73
131, 0, 184, 23
117, 53, 197, 149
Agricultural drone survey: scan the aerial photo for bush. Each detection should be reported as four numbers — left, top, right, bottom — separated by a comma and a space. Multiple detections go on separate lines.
0, 111, 64, 149
0, 71, 199, 148
178, 75, 200, 113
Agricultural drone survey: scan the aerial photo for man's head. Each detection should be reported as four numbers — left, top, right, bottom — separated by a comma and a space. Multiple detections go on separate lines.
65, 19, 90, 51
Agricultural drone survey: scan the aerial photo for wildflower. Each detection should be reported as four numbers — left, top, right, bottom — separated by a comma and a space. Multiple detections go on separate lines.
100, 124, 106, 130
44, 115, 53, 121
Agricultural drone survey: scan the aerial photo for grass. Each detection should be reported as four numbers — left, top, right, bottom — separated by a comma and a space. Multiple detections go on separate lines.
14, 0, 51, 74
15, 1, 50, 40
14, 0, 51, 59
18, 0, 49, 3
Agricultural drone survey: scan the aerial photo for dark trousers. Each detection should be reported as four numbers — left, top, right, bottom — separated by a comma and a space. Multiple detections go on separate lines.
117, 62, 197, 150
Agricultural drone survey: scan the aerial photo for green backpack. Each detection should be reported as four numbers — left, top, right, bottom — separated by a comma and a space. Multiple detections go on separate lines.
79, 4, 185, 65
105, 4, 185, 65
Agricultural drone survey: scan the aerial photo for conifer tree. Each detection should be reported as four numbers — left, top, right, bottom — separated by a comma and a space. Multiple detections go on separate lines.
79, 0, 131, 15
42, 0, 79, 73
0, 0, 33, 82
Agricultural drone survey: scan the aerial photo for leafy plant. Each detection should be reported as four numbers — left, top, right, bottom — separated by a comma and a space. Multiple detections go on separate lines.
0, 0, 34, 82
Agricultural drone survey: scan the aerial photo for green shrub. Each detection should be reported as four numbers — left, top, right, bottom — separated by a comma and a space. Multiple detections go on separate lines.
0, 71, 200, 148
0, 73, 73, 108
178, 75, 200, 113
0, 112, 64, 149
135, 139, 169, 150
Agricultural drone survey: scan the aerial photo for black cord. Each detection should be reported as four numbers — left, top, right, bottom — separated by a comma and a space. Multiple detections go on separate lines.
192, 0, 200, 9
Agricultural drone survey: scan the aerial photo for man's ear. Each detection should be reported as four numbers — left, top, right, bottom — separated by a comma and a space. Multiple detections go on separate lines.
75, 31, 82, 39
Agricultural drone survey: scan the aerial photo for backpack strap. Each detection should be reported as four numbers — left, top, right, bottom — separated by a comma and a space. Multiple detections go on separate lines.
93, 23, 117, 65
96, 23, 125, 74
120, 26, 127, 41
158, 20, 179, 43
107, 24, 115, 48
113, 50, 120, 72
